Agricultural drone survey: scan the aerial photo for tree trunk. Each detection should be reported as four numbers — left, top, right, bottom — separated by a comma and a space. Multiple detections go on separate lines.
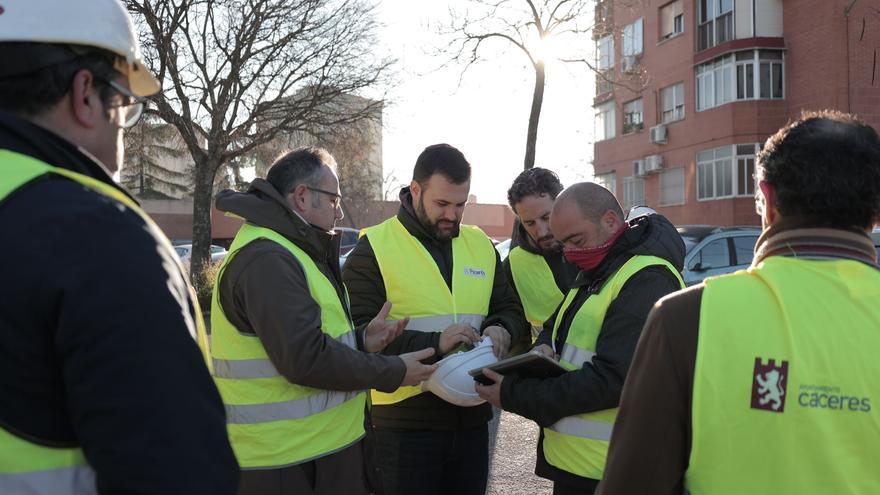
190, 157, 218, 287
523, 61, 546, 170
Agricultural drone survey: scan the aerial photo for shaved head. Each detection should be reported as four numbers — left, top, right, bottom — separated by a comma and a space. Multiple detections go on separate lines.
553, 182, 624, 224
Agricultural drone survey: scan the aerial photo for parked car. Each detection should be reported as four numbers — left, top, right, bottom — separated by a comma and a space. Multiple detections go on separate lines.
678, 225, 762, 286
336, 227, 360, 268
872, 228, 880, 262
495, 238, 511, 262
175, 244, 228, 272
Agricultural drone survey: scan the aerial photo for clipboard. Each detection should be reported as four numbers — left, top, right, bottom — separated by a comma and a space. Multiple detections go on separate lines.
468, 351, 567, 385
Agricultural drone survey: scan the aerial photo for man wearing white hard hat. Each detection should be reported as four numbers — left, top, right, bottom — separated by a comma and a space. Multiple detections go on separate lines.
0, 1, 238, 493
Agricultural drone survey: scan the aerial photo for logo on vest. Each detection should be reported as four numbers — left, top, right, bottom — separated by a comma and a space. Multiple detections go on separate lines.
751, 357, 788, 412
463, 267, 487, 278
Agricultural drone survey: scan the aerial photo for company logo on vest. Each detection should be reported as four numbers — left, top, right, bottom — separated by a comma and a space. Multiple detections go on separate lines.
751, 357, 788, 412
463, 267, 487, 278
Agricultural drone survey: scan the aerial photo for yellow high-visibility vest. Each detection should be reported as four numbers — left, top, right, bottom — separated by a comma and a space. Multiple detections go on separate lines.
0, 149, 205, 494
687, 256, 880, 494
209, 223, 367, 469
508, 246, 564, 327
362, 216, 496, 405
543, 255, 682, 480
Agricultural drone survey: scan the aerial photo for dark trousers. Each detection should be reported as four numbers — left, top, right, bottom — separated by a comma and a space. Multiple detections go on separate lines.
553, 479, 598, 495
374, 425, 489, 495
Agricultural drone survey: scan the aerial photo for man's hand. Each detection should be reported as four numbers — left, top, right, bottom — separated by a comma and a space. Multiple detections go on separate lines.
531, 344, 558, 361
399, 348, 439, 386
365, 301, 409, 353
439, 323, 480, 354
474, 368, 504, 408
483, 325, 511, 358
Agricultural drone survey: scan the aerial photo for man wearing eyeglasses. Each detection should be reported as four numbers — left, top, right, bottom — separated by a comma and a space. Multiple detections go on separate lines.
0, 0, 237, 494
211, 148, 438, 494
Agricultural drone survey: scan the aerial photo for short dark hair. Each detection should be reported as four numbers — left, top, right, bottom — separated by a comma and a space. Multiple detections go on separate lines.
266, 147, 336, 196
412, 143, 471, 187
0, 43, 119, 117
507, 167, 564, 212
556, 182, 624, 223
757, 110, 880, 228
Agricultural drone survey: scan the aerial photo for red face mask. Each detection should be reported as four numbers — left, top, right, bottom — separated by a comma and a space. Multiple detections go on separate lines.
563, 224, 628, 272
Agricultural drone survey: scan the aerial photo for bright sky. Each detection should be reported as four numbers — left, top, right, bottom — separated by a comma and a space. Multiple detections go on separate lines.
376, 1, 597, 204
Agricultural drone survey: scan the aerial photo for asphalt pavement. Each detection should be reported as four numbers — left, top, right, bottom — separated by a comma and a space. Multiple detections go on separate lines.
487, 409, 553, 494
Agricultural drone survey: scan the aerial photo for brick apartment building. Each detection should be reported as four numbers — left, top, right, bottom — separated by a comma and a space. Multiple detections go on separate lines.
592, 0, 880, 226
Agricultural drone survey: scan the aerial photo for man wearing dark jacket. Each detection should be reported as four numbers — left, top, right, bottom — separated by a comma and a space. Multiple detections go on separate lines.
503, 168, 579, 351
598, 112, 880, 494
211, 148, 437, 495
476, 183, 685, 494
343, 144, 529, 495
0, 1, 238, 493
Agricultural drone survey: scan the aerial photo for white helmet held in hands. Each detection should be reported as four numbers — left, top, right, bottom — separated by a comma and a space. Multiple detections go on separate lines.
422, 337, 498, 407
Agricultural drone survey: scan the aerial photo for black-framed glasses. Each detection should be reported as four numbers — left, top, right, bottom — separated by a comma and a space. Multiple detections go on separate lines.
308, 186, 343, 208
97, 77, 146, 129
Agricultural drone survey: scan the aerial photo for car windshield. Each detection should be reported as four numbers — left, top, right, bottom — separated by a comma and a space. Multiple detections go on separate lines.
210, 246, 225, 254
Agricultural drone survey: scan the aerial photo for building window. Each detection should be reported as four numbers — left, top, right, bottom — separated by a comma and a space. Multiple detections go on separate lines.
698, 50, 784, 111
697, 143, 759, 200
594, 172, 617, 195
660, 0, 684, 40
622, 18, 643, 57
623, 99, 643, 134
596, 35, 615, 95
698, 0, 734, 51
661, 82, 685, 123
595, 101, 616, 141
622, 176, 646, 209
659, 167, 685, 205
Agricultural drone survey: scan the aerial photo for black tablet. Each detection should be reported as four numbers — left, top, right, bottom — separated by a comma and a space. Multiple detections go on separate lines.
468, 352, 567, 385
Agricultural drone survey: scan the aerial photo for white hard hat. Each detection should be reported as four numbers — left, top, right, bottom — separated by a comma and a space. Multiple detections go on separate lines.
626, 205, 657, 221
422, 337, 498, 407
0, 0, 160, 96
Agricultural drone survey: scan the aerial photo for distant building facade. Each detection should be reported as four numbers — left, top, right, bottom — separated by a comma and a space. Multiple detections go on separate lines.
592, 0, 879, 226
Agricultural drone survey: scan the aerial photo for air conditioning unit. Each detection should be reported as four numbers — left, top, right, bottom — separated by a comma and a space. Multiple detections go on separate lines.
622, 55, 638, 73
650, 124, 668, 144
645, 154, 664, 173
633, 159, 646, 177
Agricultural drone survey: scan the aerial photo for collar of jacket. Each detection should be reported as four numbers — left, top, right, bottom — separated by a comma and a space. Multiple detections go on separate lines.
0, 110, 138, 204
395, 185, 459, 246
215, 178, 340, 263
753, 215, 877, 267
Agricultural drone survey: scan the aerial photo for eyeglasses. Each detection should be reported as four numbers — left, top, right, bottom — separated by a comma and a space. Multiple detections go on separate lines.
97, 78, 146, 128
308, 186, 343, 208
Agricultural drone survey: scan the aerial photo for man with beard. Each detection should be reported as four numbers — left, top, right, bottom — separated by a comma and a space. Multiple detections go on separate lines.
343, 143, 528, 495
503, 168, 579, 352
475, 183, 685, 494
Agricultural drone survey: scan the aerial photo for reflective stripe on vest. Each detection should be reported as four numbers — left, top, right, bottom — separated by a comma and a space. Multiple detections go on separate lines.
0, 149, 206, 493
363, 216, 496, 405
508, 246, 565, 327
686, 256, 880, 494
209, 224, 367, 469
544, 255, 683, 480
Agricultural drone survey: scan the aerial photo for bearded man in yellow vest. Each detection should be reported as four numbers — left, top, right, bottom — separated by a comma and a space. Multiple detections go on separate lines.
599, 111, 880, 495
211, 148, 438, 495
0, 1, 239, 493
476, 183, 685, 494
342, 144, 529, 495
503, 168, 579, 353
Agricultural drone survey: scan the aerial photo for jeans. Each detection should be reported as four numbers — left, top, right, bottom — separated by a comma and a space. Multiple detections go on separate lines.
374, 425, 489, 495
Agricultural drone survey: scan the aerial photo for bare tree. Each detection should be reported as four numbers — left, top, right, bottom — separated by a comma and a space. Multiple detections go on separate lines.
125, 0, 391, 285
442, 0, 645, 170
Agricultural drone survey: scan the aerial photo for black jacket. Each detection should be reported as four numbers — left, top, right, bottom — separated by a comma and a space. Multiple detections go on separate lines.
0, 111, 238, 493
500, 213, 686, 488
342, 187, 529, 430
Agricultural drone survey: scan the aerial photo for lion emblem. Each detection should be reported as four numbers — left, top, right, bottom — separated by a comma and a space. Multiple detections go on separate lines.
756, 369, 786, 411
